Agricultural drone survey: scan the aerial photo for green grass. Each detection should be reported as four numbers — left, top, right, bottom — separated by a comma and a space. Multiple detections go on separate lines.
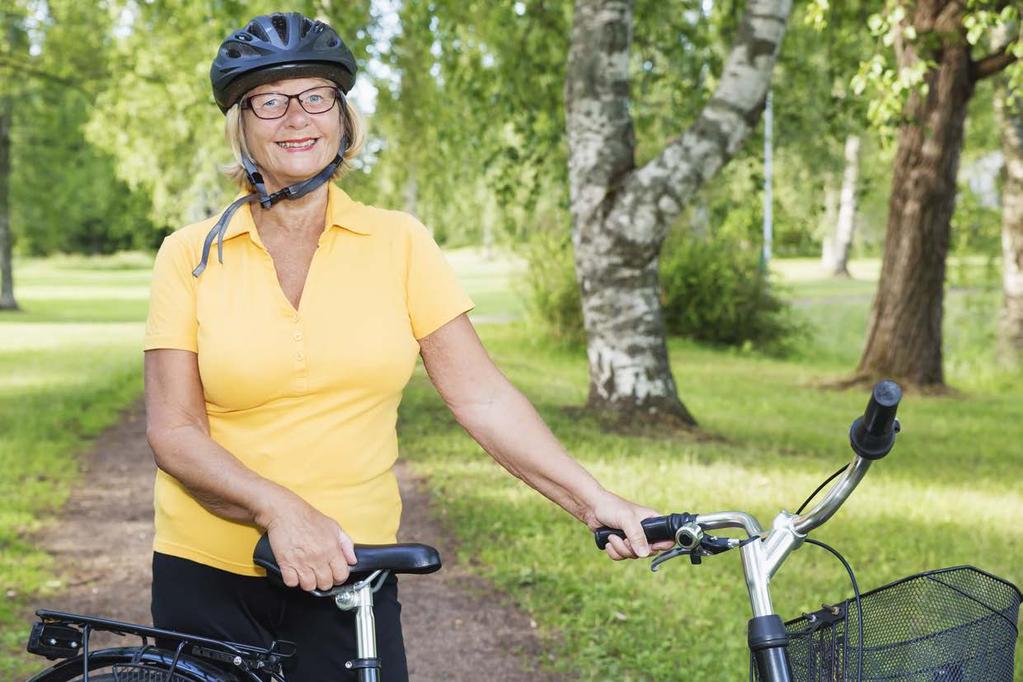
447, 246, 527, 321
2, 250, 1021, 679
0, 255, 150, 676
396, 256, 1023, 680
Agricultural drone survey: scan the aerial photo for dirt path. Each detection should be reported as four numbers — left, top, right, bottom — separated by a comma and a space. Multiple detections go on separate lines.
27, 401, 561, 680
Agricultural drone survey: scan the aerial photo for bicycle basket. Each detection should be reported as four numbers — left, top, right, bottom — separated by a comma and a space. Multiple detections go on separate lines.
752, 566, 1022, 681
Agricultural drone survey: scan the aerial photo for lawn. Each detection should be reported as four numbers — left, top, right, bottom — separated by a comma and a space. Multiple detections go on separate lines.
0, 254, 150, 673
396, 255, 1023, 679
1, 249, 1020, 679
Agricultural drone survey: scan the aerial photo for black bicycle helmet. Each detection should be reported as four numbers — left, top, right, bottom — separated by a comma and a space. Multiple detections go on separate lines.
211, 12, 357, 113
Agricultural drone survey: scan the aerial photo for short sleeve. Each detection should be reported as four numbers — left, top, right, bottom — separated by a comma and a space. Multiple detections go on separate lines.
144, 233, 199, 352
404, 217, 475, 339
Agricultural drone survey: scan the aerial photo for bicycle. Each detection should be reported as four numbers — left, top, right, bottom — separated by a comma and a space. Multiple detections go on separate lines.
594, 380, 1022, 681
26, 542, 442, 681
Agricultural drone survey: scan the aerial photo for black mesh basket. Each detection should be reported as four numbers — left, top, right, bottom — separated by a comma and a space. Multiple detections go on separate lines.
752, 566, 1022, 681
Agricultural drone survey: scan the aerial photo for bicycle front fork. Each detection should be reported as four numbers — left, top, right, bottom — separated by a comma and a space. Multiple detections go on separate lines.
749, 615, 793, 682
334, 570, 390, 682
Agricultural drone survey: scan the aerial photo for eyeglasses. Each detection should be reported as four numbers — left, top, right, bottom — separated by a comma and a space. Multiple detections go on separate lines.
242, 86, 340, 120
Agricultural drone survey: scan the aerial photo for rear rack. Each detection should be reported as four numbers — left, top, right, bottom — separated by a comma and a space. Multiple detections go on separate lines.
29, 609, 295, 672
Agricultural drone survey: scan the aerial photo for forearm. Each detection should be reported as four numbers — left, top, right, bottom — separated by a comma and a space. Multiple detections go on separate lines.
148, 425, 291, 527
452, 381, 607, 527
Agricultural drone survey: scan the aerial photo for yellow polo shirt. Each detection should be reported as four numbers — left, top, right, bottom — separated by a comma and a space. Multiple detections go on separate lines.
143, 183, 473, 576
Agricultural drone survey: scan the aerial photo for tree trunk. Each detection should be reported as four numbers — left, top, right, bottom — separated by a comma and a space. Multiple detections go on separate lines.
819, 178, 839, 270
830, 134, 861, 277
403, 164, 418, 217
997, 87, 1023, 365
565, 0, 791, 423
0, 87, 17, 311
857, 2, 977, 387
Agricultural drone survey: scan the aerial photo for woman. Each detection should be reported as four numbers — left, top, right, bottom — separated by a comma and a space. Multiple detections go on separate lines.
144, 12, 670, 680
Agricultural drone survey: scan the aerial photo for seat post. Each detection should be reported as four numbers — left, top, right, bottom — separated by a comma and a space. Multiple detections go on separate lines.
335, 570, 388, 681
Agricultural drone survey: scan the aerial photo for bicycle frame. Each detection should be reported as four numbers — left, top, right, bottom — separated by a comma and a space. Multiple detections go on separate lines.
693, 455, 876, 681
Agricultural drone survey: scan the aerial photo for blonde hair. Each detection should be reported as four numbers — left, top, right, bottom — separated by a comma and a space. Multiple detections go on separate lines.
222, 94, 366, 190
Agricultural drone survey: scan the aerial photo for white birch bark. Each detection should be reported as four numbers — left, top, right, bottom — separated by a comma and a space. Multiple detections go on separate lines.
0, 88, 16, 311
997, 88, 1023, 365
566, 0, 792, 422
404, 164, 419, 217
819, 180, 839, 270
830, 134, 861, 277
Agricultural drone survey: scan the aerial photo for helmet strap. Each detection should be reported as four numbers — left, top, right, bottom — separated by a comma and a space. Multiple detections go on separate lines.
193, 136, 350, 278
240, 154, 272, 209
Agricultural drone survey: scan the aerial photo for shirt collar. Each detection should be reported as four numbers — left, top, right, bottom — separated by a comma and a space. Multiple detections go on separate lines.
219, 183, 372, 241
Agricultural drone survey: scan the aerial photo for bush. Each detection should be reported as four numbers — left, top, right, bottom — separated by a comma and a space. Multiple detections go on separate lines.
520, 227, 804, 354
519, 229, 586, 347
659, 232, 805, 354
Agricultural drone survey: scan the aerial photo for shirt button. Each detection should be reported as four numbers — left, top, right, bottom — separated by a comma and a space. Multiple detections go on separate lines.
296, 352, 305, 361
293, 331, 303, 341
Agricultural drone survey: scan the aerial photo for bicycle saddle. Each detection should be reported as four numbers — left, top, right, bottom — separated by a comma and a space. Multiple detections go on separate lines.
253, 534, 442, 587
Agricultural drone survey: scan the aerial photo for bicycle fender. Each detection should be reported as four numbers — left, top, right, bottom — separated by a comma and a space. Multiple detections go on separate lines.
25, 646, 251, 682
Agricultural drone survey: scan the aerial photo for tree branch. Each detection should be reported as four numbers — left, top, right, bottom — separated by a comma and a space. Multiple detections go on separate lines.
607, 0, 792, 243
0, 55, 92, 95
972, 44, 1019, 81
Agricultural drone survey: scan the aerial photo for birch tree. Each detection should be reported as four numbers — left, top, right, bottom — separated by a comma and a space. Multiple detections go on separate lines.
0, 8, 26, 311
565, 0, 792, 424
997, 86, 1023, 365
826, 133, 862, 277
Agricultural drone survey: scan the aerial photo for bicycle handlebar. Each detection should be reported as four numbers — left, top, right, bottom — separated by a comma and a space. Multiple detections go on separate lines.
849, 379, 901, 460
593, 380, 902, 552
594, 513, 696, 550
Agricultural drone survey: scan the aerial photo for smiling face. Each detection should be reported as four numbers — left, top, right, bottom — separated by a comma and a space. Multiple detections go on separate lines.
241, 77, 343, 191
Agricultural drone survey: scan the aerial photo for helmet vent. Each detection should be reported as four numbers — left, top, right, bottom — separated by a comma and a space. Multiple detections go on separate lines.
300, 18, 313, 38
227, 48, 241, 59
247, 22, 269, 42
272, 14, 288, 42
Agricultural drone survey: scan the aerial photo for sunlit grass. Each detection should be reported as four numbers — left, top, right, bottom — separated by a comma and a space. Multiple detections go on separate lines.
3, 249, 1020, 679
398, 323, 1023, 679
0, 256, 148, 677
448, 246, 527, 320
397, 257, 1023, 679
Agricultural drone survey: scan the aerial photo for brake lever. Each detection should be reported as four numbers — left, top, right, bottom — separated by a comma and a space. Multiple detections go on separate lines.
651, 545, 690, 572
649, 533, 744, 572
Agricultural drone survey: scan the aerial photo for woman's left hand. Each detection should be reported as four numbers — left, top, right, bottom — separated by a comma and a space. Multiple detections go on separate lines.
586, 491, 676, 561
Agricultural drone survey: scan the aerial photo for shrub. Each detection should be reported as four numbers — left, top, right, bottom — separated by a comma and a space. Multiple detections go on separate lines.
520, 227, 804, 354
519, 229, 586, 347
659, 232, 805, 354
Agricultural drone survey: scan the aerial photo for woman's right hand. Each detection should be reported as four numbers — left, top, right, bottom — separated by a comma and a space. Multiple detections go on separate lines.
255, 488, 357, 592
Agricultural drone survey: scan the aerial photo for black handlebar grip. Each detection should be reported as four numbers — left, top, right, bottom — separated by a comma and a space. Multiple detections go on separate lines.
594, 513, 693, 550
849, 380, 902, 460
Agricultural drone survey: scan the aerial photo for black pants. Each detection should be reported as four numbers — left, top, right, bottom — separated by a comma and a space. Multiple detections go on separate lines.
151, 553, 408, 681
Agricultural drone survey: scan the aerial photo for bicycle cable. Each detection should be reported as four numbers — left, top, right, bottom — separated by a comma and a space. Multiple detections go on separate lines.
795, 464, 847, 515
805, 538, 863, 682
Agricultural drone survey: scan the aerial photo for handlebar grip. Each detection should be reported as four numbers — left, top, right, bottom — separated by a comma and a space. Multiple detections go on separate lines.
849, 380, 902, 460
594, 513, 693, 550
